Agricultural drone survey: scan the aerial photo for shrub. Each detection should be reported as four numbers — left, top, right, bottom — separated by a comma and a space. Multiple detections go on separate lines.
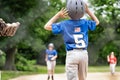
15, 54, 36, 71
97, 41, 120, 65
0, 50, 5, 69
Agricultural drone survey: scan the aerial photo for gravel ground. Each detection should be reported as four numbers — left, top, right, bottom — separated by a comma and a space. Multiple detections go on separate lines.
10, 72, 120, 80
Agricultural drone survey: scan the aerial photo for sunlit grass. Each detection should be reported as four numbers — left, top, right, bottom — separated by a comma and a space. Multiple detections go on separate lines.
38, 65, 65, 74
1, 71, 38, 80
88, 66, 120, 72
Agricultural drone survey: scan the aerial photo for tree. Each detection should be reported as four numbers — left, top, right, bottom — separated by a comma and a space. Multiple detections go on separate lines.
0, 0, 48, 70
97, 41, 120, 64
36, 0, 66, 65
88, 0, 120, 65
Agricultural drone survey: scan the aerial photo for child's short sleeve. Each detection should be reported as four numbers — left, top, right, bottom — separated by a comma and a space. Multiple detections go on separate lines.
87, 20, 96, 31
52, 22, 63, 34
54, 50, 57, 56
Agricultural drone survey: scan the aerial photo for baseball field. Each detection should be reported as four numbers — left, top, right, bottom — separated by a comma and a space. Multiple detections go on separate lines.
10, 72, 120, 80
2, 66, 120, 80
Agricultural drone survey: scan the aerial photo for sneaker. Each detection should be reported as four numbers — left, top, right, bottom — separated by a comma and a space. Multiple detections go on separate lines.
51, 75, 54, 80
47, 76, 50, 80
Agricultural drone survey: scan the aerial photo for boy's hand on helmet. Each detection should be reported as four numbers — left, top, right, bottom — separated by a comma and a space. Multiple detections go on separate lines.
57, 8, 68, 18
85, 3, 89, 13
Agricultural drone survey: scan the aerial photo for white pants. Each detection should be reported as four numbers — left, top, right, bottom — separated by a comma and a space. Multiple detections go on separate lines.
47, 60, 56, 70
110, 64, 116, 74
66, 49, 88, 80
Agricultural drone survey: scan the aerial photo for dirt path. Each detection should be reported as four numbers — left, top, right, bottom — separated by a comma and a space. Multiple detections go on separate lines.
10, 72, 120, 80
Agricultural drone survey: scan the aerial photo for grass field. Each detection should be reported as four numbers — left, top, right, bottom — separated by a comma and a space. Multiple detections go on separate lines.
1, 65, 120, 80
37, 65, 120, 73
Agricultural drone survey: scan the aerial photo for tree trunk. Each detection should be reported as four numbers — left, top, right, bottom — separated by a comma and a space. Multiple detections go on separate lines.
37, 50, 46, 65
4, 46, 17, 70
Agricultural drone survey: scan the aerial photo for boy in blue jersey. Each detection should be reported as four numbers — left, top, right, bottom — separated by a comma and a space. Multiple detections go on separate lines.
45, 43, 58, 80
44, 3, 99, 80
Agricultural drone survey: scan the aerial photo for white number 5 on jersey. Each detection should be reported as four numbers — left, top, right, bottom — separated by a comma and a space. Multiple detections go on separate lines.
73, 34, 86, 48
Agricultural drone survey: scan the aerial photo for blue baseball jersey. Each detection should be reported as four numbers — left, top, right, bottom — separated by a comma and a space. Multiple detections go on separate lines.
52, 19, 96, 51
46, 49, 57, 61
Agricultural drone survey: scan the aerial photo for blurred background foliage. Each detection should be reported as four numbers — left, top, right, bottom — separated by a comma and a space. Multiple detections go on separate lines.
0, 0, 120, 71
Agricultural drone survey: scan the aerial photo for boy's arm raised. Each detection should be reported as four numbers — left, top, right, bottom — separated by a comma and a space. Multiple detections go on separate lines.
44, 8, 68, 31
86, 4, 99, 26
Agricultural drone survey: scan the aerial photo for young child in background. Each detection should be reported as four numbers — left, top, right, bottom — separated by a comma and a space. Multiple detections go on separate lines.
107, 52, 117, 75
45, 43, 58, 80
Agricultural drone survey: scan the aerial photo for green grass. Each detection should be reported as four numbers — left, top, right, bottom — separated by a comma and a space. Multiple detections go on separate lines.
88, 66, 120, 72
38, 65, 120, 73
1, 65, 65, 80
36, 65, 65, 74
1, 71, 39, 80
1, 65, 120, 80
